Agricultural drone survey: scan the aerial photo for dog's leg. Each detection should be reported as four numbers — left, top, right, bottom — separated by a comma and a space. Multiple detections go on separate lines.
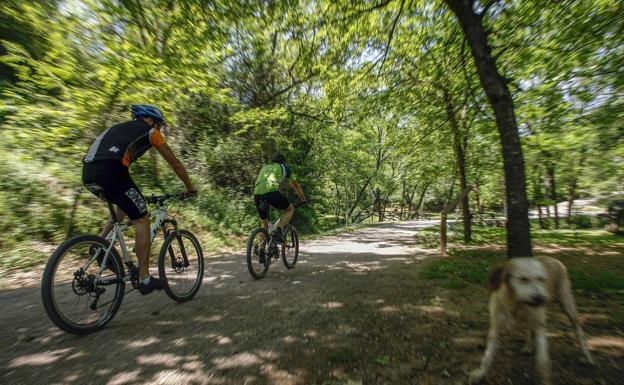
535, 326, 552, 385
469, 325, 499, 384
557, 274, 594, 364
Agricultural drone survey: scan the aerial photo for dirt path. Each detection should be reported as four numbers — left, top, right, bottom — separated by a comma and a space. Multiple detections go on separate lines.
0, 221, 619, 385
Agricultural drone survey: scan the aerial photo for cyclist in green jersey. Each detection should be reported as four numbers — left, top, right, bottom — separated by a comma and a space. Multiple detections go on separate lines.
253, 153, 307, 243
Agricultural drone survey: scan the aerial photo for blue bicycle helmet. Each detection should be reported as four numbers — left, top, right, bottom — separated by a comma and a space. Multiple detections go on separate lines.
131, 104, 166, 125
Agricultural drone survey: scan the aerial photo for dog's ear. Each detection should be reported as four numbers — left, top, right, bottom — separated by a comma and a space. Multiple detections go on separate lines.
489, 263, 509, 291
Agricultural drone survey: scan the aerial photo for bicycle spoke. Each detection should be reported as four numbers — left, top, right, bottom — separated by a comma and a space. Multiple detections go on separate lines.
159, 230, 204, 302
42, 236, 125, 334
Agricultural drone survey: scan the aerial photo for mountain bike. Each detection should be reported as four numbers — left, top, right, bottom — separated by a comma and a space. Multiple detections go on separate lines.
246, 201, 308, 279
41, 192, 204, 335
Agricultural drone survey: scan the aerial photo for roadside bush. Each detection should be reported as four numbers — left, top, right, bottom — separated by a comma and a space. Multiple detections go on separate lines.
0, 154, 71, 247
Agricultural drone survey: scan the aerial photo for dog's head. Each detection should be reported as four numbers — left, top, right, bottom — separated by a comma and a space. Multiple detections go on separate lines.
490, 258, 549, 307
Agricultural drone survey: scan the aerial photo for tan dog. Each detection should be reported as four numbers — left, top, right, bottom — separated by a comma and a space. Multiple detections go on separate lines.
469, 256, 594, 385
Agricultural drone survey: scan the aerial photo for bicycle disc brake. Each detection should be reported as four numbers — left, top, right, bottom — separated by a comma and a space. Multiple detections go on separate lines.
72, 269, 96, 296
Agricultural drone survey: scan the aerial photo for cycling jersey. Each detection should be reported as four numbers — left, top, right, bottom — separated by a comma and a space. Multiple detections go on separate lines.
253, 163, 296, 195
83, 120, 166, 167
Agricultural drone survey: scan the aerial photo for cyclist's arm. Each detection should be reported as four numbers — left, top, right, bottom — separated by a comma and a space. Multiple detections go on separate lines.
155, 144, 196, 192
290, 180, 306, 202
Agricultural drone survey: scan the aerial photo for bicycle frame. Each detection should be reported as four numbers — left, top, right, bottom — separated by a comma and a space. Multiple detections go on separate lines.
92, 202, 180, 284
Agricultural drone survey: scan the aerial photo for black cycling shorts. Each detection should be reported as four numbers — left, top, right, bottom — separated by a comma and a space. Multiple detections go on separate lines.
254, 191, 290, 220
82, 160, 148, 220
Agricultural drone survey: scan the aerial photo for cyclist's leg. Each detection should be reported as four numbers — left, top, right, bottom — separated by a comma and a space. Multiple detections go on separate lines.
106, 182, 159, 293
83, 161, 131, 234
267, 191, 292, 230
132, 215, 150, 279
254, 195, 270, 240
108, 184, 148, 275
99, 206, 126, 238
276, 204, 294, 229
89, 164, 151, 278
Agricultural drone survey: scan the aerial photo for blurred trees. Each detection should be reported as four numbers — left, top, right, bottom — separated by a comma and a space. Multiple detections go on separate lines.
0, 0, 621, 258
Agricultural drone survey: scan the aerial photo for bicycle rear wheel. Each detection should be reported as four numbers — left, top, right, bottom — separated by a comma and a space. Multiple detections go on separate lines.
282, 225, 299, 269
158, 229, 204, 302
246, 227, 270, 279
41, 234, 125, 335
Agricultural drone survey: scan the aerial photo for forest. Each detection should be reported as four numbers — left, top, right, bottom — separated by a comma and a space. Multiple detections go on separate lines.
1, 2, 624, 385
0, 0, 622, 264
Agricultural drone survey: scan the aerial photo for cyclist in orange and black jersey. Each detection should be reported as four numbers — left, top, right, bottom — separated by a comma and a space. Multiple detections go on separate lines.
82, 105, 196, 294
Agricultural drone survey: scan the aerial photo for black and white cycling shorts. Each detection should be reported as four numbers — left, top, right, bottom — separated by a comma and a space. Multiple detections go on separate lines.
82, 160, 148, 220
254, 191, 291, 220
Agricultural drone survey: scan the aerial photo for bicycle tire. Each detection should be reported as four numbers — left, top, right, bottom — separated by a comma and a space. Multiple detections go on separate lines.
282, 225, 299, 269
158, 229, 204, 302
246, 227, 270, 279
41, 234, 125, 335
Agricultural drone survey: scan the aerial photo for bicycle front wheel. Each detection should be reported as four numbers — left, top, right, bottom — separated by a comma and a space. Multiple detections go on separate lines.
246, 227, 270, 279
282, 225, 299, 269
41, 234, 125, 335
158, 229, 204, 302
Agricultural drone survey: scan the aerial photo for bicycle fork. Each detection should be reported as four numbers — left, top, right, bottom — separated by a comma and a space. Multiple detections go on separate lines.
163, 219, 190, 270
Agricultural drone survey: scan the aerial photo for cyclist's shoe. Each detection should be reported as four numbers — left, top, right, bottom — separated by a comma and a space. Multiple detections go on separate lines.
138, 276, 164, 295
254, 243, 266, 264
271, 228, 285, 244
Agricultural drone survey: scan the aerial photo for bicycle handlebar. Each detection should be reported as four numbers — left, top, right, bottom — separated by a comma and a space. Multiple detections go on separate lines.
145, 191, 197, 205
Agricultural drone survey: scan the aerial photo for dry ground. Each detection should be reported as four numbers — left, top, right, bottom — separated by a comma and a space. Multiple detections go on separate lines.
0, 221, 622, 385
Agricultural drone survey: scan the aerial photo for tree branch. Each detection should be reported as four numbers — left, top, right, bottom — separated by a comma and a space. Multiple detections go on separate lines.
378, 0, 406, 75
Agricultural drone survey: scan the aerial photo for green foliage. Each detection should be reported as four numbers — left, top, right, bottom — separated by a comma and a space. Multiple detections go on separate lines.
0, 1, 621, 269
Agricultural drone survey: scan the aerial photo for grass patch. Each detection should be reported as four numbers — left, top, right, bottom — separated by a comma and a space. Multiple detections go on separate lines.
420, 249, 505, 288
568, 268, 624, 293
374, 355, 391, 365
416, 222, 624, 249
419, 224, 624, 295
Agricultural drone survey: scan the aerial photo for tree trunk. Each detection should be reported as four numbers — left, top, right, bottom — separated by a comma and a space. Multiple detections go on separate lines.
334, 181, 341, 226
406, 184, 417, 219
378, 188, 384, 221
444, 0, 532, 257
537, 205, 546, 229
441, 185, 472, 256
414, 183, 429, 220
400, 181, 406, 220
441, 211, 448, 256
443, 88, 472, 243
546, 165, 559, 229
